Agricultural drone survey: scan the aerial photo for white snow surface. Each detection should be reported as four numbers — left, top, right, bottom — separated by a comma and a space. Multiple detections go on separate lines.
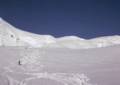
0, 17, 120, 49
0, 18, 120, 85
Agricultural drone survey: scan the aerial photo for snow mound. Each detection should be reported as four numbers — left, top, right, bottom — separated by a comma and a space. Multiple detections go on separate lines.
0, 17, 120, 49
0, 18, 56, 47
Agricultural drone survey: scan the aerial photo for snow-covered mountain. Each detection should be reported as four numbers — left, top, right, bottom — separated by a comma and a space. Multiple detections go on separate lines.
0, 17, 120, 49
0, 18, 56, 47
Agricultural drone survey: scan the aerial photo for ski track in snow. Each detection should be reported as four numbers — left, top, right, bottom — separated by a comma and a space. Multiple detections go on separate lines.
2, 71, 93, 85
3, 63, 94, 85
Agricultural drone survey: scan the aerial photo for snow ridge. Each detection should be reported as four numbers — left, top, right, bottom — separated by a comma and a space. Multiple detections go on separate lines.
0, 18, 120, 49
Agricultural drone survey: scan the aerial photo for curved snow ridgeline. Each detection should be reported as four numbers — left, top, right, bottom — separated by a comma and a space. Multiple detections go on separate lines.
0, 17, 120, 49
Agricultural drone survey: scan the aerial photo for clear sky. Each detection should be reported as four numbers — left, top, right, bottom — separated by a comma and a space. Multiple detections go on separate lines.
0, 0, 120, 39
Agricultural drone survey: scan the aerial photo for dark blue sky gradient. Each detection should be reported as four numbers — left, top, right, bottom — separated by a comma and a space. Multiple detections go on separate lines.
0, 0, 120, 39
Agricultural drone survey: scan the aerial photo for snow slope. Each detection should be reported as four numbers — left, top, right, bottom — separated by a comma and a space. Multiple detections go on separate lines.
0, 45, 120, 85
0, 18, 56, 47
0, 17, 120, 49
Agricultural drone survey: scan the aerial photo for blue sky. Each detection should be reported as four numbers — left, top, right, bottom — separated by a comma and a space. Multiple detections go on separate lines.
0, 0, 120, 39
